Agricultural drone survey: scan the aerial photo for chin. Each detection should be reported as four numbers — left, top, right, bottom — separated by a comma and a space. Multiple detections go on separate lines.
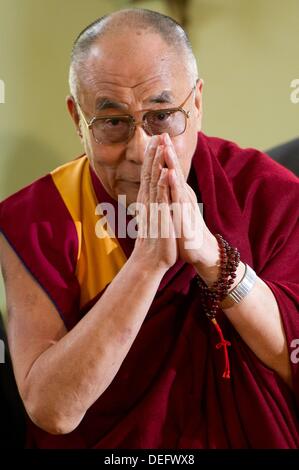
124, 190, 139, 207
115, 181, 140, 207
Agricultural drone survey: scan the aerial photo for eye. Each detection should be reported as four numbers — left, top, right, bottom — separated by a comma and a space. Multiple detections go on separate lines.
146, 111, 174, 127
155, 112, 171, 122
105, 118, 123, 127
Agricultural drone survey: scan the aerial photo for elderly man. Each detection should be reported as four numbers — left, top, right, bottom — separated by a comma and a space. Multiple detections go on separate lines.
0, 9, 298, 449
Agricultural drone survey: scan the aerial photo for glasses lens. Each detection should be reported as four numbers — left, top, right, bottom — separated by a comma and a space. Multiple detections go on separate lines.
92, 116, 132, 144
145, 110, 186, 137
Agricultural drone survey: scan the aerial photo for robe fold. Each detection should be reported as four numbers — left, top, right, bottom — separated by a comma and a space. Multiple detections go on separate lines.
0, 132, 298, 448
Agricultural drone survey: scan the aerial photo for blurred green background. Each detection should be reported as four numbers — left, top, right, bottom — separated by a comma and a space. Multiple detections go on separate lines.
0, 0, 298, 315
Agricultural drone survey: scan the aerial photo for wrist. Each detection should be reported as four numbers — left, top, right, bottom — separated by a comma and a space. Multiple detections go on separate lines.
227, 261, 245, 291
193, 235, 220, 286
193, 235, 245, 289
129, 250, 169, 278
220, 262, 255, 309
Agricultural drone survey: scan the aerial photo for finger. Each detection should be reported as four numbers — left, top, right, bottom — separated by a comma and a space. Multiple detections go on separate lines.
140, 135, 160, 193
150, 145, 165, 202
138, 136, 160, 204
156, 168, 170, 204
168, 168, 180, 203
162, 134, 185, 183
167, 169, 182, 238
155, 168, 175, 240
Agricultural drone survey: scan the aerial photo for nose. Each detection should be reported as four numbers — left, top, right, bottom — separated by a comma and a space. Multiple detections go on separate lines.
125, 124, 152, 165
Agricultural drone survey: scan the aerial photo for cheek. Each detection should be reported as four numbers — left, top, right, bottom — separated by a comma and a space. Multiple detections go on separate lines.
87, 142, 124, 167
86, 144, 124, 193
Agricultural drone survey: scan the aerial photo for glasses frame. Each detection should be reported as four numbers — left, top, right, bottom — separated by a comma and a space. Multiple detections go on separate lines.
76, 85, 196, 145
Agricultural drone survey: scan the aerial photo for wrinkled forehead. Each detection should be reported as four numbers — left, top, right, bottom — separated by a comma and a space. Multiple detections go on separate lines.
76, 32, 190, 110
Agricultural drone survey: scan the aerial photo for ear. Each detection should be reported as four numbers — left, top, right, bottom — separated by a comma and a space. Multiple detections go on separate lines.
194, 78, 203, 119
66, 95, 82, 139
192, 78, 203, 130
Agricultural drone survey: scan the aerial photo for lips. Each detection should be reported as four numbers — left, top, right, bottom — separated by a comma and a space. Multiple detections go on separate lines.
117, 179, 140, 184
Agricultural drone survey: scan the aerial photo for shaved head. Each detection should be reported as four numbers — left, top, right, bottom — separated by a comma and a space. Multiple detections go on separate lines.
69, 8, 198, 100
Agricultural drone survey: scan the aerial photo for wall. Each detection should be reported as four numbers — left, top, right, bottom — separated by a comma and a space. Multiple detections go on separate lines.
189, 0, 299, 149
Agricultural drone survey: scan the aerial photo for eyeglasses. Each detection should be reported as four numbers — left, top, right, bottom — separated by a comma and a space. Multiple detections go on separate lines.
76, 86, 196, 145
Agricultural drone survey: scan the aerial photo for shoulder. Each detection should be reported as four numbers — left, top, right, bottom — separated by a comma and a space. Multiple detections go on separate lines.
201, 133, 297, 181
199, 133, 299, 208
0, 155, 87, 223
0, 173, 58, 224
0, 157, 87, 267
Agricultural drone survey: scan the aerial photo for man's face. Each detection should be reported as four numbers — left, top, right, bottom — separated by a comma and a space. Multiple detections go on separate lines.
68, 31, 202, 206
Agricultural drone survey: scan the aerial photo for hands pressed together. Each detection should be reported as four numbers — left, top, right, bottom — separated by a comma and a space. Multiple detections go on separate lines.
132, 133, 220, 282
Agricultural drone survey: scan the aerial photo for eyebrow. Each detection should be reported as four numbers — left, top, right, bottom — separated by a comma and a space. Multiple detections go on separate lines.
95, 98, 128, 112
95, 90, 174, 113
148, 90, 173, 104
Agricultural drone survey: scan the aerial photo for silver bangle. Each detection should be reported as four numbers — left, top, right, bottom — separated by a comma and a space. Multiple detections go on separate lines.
220, 263, 257, 309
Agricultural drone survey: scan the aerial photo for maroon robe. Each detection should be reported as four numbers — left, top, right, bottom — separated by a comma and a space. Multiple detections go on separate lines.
0, 132, 298, 448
